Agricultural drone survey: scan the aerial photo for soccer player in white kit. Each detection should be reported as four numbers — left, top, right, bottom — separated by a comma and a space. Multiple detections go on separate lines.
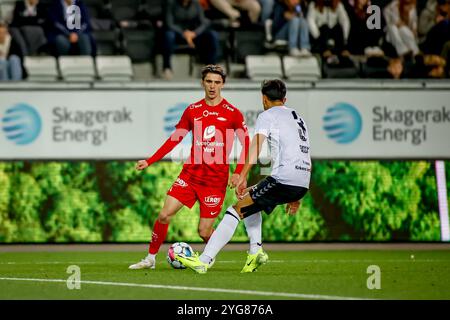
176, 79, 312, 273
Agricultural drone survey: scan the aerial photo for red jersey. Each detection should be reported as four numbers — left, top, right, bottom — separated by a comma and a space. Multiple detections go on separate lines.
146, 98, 249, 188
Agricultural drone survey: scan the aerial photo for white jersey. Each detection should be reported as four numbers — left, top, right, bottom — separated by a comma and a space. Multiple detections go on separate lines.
254, 105, 311, 188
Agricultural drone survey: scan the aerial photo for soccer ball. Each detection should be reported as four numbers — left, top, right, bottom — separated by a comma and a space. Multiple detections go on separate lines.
167, 242, 194, 269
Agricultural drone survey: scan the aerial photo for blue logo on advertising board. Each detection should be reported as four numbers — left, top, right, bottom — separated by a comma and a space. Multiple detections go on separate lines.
2, 103, 42, 145
323, 103, 362, 144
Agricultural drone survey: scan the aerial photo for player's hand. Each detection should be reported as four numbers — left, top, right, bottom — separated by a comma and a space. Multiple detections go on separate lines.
228, 173, 240, 188
236, 176, 248, 199
286, 201, 300, 215
135, 160, 149, 171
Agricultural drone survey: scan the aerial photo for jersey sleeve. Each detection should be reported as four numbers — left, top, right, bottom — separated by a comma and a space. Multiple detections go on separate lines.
254, 112, 272, 138
175, 106, 192, 131
145, 107, 191, 166
233, 110, 250, 175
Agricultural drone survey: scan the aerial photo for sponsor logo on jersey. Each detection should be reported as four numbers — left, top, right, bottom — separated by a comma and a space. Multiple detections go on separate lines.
210, 211, 218, 216
295, 165, 311, 172
190, 103, 202, 109
203, 125, 216, 140
173, 178, 188, 188
300, 145, 309, 153
204, 195, 221, 208
222, 104, 234, 112
217, 117, 227, 121
298, 129, 307, 142
193, 110, 220, 122
203, 110, 219, 117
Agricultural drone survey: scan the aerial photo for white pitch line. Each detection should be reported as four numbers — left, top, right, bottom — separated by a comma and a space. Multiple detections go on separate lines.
0, 277, 372, 300
0, 259, 446, 265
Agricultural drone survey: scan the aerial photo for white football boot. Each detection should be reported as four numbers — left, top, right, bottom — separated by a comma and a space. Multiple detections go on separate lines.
128, 254, 155, 270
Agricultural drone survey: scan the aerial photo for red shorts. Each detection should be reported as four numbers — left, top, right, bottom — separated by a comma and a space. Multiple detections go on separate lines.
167, 172, 226, 219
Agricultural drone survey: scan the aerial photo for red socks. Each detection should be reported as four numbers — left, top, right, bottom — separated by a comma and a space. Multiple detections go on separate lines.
148, 222, 214, 253
148, 220, 169, 254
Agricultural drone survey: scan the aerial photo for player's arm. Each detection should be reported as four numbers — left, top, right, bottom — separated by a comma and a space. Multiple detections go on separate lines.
286, 200, 301, 215
136, 128, 189, 170
236, 133, 266, 195
136, 108, 191, 171
229, 113, 250, 187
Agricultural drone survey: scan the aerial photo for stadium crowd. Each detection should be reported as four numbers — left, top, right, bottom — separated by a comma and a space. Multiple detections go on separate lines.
0, 0, 449, 80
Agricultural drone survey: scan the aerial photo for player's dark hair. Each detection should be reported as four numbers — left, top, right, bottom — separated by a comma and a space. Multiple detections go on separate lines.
261, 79, 286, 101
201, 64, 227, 83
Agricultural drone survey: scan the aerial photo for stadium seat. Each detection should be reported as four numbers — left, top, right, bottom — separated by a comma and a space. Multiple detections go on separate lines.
232, 29, 266, 64
216, 30, 231, 69
59, 56, 96, 81
170, 53, 193, 79
111, 0, 139, 22
229, 28, 265, 78
322, 57, 360, 79
92, 30, 121, 55
24, 56, 59, 81
283, 56, 321, 81
122, 29, 155, 63
96, 55, 133, 81
245, 55, 283, 80
142, 0, 165, 20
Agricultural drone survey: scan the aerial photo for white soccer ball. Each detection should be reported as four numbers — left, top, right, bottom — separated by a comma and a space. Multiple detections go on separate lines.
167, 242, 194, 269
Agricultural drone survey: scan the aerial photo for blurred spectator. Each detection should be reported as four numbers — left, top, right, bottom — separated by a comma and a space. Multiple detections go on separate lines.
117, 1, 154, 30
421, 0, 450, 55
163, 0, 219, 80
410, 53, 447, 77
415, 54, 446, 79
259, 0, 275, 22
307, 0, 350, 57
441, 40, 450, 75
46, 0, 94, 56
383, 0, 419, 57
387, 56, 404, 78
346, 0, 384, 56
0, 23, 23, 81
418, 0, 438, 41
199, 0, 211, 8
209, 0, 261, 25
272, 0, 311, 56
11, 0, 46, 27
363, 54, 406, 78
88, 0, 115, 31
10, 0, 47, 55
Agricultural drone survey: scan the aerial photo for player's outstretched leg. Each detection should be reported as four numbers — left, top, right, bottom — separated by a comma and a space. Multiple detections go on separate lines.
128, 254, 156, 270
129, 195, 183, 270
241, 247, 269, 273
174, 252, 209, 274
241, 211, 267, 273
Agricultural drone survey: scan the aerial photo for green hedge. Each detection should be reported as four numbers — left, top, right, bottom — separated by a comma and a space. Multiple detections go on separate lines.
0, 160, 445, 242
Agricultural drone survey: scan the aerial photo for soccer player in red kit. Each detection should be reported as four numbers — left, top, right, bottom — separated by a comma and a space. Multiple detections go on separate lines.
129, 65, 249, 269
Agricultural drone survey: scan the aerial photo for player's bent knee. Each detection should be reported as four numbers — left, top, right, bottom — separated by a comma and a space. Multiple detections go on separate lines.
198, 227, 213, 240
157, 211, 172, 224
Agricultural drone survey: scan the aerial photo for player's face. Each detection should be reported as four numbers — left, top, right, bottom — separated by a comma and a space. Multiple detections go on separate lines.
202, 73, 224, 101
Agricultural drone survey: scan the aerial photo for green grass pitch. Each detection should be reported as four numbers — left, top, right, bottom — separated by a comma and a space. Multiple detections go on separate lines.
0, 250, 449, 300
